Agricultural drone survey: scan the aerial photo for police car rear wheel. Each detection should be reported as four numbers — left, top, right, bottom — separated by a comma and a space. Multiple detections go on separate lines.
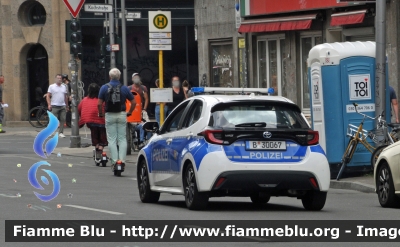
138, 160, 160, 203
183, 165, 209, 210
301, 191, 327, 211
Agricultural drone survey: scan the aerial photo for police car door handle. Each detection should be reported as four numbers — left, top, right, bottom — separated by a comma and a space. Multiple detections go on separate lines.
166, 138, 172, 144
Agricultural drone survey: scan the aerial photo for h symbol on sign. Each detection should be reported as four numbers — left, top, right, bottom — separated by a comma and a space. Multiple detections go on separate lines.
157, 17, 165, 26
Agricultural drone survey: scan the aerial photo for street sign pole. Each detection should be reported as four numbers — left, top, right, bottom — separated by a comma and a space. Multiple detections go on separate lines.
121, 0, 128, 85
149, 11, 172, 125
375, 0, 386, 128
159, 50, 164, 125
63, 0, 85, 148
69, 54, 81, 148
108, 0, 116, 68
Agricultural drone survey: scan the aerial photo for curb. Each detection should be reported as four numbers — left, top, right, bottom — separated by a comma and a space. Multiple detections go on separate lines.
330, 180, 375, 193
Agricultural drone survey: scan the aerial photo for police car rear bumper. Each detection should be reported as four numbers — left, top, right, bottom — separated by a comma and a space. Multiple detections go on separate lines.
209, 171, 320, 197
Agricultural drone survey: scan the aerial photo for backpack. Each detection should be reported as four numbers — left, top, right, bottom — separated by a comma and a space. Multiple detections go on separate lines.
106, 83, 122, 112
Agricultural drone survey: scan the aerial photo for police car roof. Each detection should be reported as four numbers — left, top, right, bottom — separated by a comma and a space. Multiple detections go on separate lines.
192, 94, 295, 105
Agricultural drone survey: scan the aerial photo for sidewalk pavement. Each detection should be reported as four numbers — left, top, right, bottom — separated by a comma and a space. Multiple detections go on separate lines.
2, 126, 376, 193
330, 175, 375, 194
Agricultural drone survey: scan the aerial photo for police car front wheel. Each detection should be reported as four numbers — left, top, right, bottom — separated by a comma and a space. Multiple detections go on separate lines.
183, 164, 209, 210
138, 160, 160, 203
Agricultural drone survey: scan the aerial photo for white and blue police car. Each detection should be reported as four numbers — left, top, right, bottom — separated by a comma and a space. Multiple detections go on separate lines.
137, 87, 330, 210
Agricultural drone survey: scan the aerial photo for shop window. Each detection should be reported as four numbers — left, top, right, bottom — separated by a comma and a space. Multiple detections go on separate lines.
257, 35, 285, 96
300, 35, 322, 111
210, 40, 234, 88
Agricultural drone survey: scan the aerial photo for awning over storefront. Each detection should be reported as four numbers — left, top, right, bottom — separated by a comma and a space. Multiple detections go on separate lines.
238, 14, 317, 33
330, 10, 366, 26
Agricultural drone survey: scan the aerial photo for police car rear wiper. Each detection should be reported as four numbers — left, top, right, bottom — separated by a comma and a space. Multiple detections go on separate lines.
234, 122, 266, 127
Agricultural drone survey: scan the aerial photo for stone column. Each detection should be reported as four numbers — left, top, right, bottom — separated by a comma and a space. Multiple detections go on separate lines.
386, 0, 400, 96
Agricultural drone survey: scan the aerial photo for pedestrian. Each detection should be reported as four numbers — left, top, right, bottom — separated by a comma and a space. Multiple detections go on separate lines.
154, 79, 168, 126
98, 68, 135, 168
167, 76, 187, 116
0, 75, 6, 133
46, 74, 69, 138
389, 85, 399, 123
78, 83, 108, 157
128, 73, 150, 147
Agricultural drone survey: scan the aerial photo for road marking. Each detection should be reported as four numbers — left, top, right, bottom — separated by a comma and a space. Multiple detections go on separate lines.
129, 178, 137, 181
0, 194, 20, 198
63, 204, 126, 215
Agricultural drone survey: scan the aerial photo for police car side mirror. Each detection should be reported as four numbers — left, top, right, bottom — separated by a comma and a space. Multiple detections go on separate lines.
143, 121, 159, 133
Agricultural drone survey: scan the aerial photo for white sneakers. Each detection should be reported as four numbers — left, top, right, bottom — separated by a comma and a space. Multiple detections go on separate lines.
59, 133, 66, 138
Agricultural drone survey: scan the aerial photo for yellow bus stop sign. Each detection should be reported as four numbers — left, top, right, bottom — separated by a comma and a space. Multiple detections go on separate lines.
153, 14, 168, 29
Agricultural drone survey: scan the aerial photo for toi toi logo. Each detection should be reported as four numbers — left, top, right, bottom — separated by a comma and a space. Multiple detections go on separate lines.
29, 111, 61, 202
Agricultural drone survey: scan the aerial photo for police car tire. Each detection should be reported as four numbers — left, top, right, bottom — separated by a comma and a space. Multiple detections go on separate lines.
250, 194, 270, 204
138, 160, 160, 203
184, 165, 209, 210
301, 191, 327, 211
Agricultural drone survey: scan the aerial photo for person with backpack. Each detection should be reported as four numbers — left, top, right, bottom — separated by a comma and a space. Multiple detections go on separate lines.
128, 73, 150, 147
98, 68, 135, 169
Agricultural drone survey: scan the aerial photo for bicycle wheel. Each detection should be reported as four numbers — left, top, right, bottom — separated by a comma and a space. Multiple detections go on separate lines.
37, 109, 49, 127
337, 138, 357, 180
371, 144, 388, 170
28, 107, 44, 128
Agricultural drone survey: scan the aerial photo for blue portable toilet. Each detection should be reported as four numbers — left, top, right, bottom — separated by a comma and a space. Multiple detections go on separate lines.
307, 41, 390, 174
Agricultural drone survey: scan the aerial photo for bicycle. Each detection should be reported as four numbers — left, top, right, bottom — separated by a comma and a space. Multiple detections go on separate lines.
28, 103, 48, 128
28, 103, 72, 128
336, 103, 396, 180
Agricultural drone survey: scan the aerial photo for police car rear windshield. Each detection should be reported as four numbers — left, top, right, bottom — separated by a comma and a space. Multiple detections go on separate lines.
209, 102, 309, 129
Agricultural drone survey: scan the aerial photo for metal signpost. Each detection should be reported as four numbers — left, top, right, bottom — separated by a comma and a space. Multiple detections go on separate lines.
63, 0, 85, 148
149, 11, 172, 125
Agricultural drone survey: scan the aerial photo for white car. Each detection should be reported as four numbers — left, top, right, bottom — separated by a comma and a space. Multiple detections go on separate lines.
137, 89, 330, 210
374, 141, 400, 207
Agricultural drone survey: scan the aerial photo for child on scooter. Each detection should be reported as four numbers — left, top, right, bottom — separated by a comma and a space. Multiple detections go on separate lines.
78, 83, 108, 159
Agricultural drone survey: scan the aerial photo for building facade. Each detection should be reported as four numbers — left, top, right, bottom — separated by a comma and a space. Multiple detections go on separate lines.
0, 0, 71, 125
196, 0, 400, 117
0, 0, 196, 124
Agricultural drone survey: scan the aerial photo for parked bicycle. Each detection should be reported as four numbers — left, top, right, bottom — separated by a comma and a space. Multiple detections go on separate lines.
336, 102, 397, 180
28, 103, 49, 128
28, 102, 71, 128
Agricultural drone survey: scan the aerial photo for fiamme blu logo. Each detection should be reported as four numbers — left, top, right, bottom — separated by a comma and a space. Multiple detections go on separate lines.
29, 111, 61, 202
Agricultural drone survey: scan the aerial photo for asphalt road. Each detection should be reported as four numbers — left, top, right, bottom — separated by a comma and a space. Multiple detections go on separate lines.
1, 134, 400, 247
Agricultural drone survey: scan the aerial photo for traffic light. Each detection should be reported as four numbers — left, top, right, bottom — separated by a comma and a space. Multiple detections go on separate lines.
99, 35, 123, 65
69, 19, 82, 57
98, 57, 106, 69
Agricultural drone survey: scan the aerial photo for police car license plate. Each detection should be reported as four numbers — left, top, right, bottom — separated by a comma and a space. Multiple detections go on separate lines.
247, 141, 286, 150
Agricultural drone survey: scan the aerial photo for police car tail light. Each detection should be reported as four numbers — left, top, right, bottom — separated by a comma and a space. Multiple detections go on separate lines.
309, 177, 319, 189
199, 129, 224, 145
307, 130, 319, 145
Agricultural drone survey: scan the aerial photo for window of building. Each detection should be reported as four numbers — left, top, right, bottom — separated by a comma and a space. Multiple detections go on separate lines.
210, 40, 234, 88
18, 1, 47, 26
300, 34, 322, 112
256, 35, 285, 96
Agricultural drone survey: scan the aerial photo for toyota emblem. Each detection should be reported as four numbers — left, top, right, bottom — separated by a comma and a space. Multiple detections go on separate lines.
263, 132, 272, 138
